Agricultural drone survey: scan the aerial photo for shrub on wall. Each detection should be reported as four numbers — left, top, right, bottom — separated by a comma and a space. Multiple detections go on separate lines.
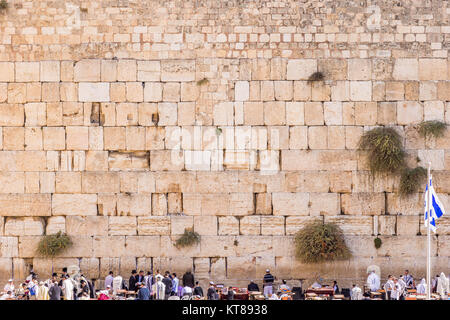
358, 127, 406, 176
175, 228, 200, 248
417, 120, 447, 139
399, 166, 427, 196
374, 237, 382, 249
0, 0, 8, 10
294, 221, 351, 263
36, 232, 73, 257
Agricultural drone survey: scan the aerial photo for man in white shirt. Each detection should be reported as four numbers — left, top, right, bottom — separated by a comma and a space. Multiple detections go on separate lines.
3, 279, 15, 295
105, 271, 114, 289
390, 278, 402, 300
366, 271, 380, 292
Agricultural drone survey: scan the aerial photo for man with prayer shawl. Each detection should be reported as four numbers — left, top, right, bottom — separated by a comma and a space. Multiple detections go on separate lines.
152, 275, 166, 300
416, 279, 426, 295
436, 272, 449, 299
37, 282, 50, 300
403, 270, 414, 289
390, 278, 402, 300
383, 275, 394, 300
62, 275, 75, 300
350, 284, 362, 300
366, 271, 380, 292
398, 276, 407, 299
3, 279, 15, 295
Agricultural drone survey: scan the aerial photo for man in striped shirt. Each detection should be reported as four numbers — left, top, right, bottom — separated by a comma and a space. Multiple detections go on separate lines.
263, 269, 275, 298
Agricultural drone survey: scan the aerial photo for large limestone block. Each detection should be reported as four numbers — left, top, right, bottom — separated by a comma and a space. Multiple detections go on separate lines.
210, 257, 226, 279
309, 193, 340, 216
40, 61, 60, 82
117, 60, 137, 81
46, 216, 66, 235
198, 236, 236, 257
17, 236, 40, 258
52, 194, 98, 216
235, 236, 273, 257
348, 59, 371, 80
349, 81, 372, 101
55, 172, 81, 194
0, 172, 24, 193
15, 62, 39, 82
99, 258, 120, 277
78, 82, 110, 102
438, 236, 450, 256
281, 150, 357, 171
4, 217, 44, 236
138, 217, 170, 235
161, 60, 195, 82
97, 194, 117, 216
376, 236, 437, 258
419, 59, 447, 80
80, 258, 100, 279
397, 101, 423, 125
284, 171, 329, 193
341, 193, 385, 215
82, 172, 120, 193
152, 257, 194, 275
170, 216, 194, 235
0, 237, 18, 257
194, 216, 218, 236
392, 59, 418, 80
108, 216, 137, 236
117, 194, 151, 216
230, 193, 253, 216
74, 60, 101, 82
387, 193, 422, 216
343, 236, 378, 258
159, 236, 200, 258
286, 216, 323, 235
0, 194, 51, 217
0, 104, 24, 126
255, 193, 272, 215
261, 216, 285, 235
137, 61, 160, 81
240, 216, 261, 235
218, 216, 239, 235
66, 216, 108, 236
396, 215, 420, 236
376, 215, 396, 235
286, 59, 317, 80
227, 256, 256, 280
56, 236, 93, 258
324, 216, 373, 235
272, 192, 309, 215
93, 236, 126, 257
193, 257, 210, 279
0, 62, 14, 82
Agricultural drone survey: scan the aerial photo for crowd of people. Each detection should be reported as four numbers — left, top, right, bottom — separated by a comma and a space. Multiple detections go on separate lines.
1, 267, 448, 300
346, 269, 450, 300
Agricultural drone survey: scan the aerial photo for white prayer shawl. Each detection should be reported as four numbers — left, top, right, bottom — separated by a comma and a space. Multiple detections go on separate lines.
62, 279, 74, 300
398, 278, 406, 295
416, 279, 426, 294
3, 283, 14, 293
144, 275, 153, 294
391, 283, 401, 300
351, 287, 362, 300
112, 276, 123, 295
383, 280, 394, 300
152, 280, 166, 300
437, 272, 449, 298
37, 285, 49, 300
367, 272, 380, 291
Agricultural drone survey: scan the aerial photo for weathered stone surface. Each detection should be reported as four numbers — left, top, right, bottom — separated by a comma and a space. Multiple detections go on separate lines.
52, 194, 98, 216
108, 216, 137, 236
66, 216, 108, 236
0, 194, 51, 217
161, 60, 195, 82
341, 193, 385, 215
138, 217, 170, 235
4, 217, 44, 236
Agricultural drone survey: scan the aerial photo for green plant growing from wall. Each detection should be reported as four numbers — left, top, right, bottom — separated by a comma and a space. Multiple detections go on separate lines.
358, 127, 406, 176
294, 221, 351, 263
374, 237, 382, 249
399, 166, 427, 196
307, 71, 324, 82
0, 0, 8, 10
175, 228, 200, 248
417, 120, 447, 140
36, 232, 73, 257
197, 78, 209, 86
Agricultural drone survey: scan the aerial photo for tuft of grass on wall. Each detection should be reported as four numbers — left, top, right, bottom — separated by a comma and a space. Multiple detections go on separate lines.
358, 127, 406, 176
0, 0, 8, 10
374, 237, 382, 249
399, 166, 427, 197
175, 228, 200, 248
196, 78, 209, 86
417, 120, 447, 139
36, 232, 73, 257
294, 221, 351, 263
307, 71, 324, 82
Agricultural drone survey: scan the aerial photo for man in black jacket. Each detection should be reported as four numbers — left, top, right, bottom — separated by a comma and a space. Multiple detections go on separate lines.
129, 270, 138, 292
248, 280, 260, 292
182, 270, 195, 288
49, 280, 61, 300
162, 272, 173, 299
193, 281, 204, 297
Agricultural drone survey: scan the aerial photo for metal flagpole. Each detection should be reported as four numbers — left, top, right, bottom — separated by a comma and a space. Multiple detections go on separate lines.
426, 162, 431, 300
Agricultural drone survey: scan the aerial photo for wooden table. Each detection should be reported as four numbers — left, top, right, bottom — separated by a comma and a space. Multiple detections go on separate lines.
305, 288, 334, 296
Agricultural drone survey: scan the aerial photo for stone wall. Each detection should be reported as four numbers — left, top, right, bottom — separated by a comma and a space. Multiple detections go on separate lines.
0, 0, 449, 288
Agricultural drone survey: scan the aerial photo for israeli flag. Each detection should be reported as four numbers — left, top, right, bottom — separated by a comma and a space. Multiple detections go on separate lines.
424, 176, 446, 233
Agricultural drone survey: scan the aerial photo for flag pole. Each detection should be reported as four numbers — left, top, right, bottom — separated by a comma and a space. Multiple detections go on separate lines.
426, 161, 431, 300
